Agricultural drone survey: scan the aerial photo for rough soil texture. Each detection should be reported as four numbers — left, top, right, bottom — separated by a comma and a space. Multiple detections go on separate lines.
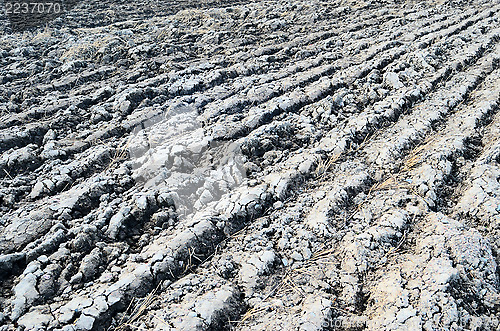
1, 0, 500, 330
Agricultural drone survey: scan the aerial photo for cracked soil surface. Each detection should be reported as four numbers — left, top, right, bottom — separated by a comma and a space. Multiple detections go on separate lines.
0, 0, 500, 330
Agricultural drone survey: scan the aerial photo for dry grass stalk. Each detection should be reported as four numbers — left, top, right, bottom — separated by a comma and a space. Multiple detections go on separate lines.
369, 176, 398, 193
113, 282, 162, 331
315, 152, 341, 177
235, 244, 339, 327
402, 135, 439, 172
106, 135, 134, 172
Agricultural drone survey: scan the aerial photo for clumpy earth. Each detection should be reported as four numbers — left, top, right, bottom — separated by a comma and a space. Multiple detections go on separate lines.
1, 0, 500, 330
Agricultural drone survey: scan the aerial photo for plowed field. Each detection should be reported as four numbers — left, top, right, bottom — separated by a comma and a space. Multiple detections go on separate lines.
1, 0, 499, 330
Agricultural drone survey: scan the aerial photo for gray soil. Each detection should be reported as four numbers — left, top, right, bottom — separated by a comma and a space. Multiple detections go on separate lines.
0, 0, 500, 330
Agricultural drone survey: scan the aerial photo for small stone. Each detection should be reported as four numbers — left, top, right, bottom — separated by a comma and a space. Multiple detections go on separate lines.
11, 272, 39, 320
70, 272, 83, 284
75, 314, 95, 331
37, 255, 49, 264
107, 290, 122, 306
17, 310, 53, 329
273, 201, 284, 209
383, 72, 404, 89
43, 129, 57, 143
396, 307, 416, 323
302, 247, 312, 260
291, 252, 303, 261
